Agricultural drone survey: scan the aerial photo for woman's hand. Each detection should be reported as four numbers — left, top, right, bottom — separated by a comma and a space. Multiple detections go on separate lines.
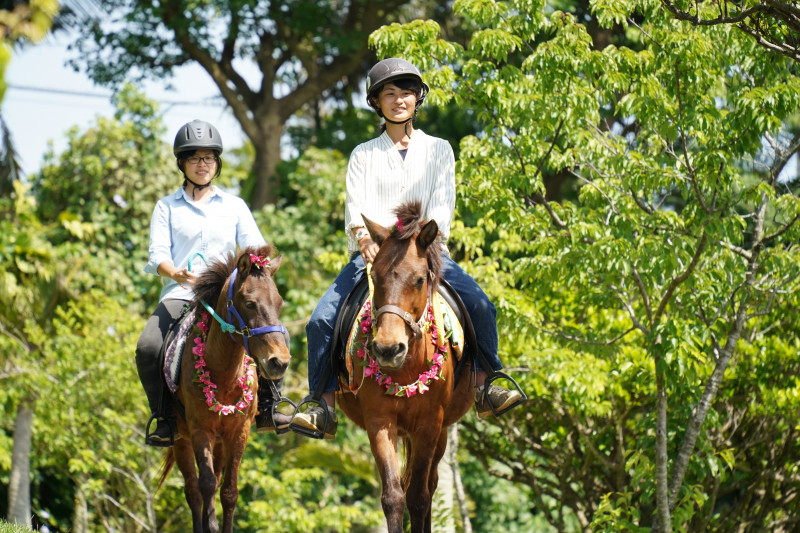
360, 238, 379, 264
172, 268, 197, 289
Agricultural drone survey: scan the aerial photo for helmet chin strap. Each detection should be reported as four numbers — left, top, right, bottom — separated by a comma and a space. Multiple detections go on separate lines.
183, 176, 213, 200
384, 116, 414, 138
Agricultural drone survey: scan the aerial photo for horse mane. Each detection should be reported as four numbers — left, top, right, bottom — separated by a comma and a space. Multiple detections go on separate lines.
380, 201, 443, 289
192, 244, 277, 310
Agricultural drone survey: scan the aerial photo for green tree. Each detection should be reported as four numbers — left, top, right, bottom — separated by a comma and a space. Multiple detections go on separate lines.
67, 0, 431, 209
370, 0, 800, 530
32, 85, 176, 309
661, 0, 800, 64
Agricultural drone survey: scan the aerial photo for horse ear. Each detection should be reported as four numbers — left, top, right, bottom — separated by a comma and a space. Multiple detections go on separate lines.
418, 219, 439, 249
268, 254, 283, 275
363, 215, 390, 246
237, 251, 252, 274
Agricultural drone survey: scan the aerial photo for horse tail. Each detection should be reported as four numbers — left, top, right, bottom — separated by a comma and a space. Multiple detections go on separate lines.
157, 448, 175, 490
400, 435, 413, 492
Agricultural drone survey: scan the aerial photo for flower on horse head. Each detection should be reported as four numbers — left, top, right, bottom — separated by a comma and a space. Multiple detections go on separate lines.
250, 254, 270, 269
393, 218, 404, 233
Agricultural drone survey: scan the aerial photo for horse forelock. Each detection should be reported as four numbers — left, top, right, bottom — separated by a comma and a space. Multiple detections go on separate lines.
376, 201, 443, 289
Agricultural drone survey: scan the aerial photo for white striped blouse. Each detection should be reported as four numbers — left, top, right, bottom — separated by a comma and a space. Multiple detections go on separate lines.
344, 129, 456, 254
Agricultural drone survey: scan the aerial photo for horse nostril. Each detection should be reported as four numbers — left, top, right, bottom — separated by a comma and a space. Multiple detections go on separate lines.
268, 358, 288, 376
374, 342, 405, 360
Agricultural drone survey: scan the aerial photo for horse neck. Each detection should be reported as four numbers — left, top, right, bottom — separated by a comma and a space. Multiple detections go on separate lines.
203, 321, 248, 384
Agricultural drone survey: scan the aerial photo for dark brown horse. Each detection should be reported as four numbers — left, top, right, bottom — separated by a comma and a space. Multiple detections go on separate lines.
337, 203, 474, 533
158, 245, 290, 533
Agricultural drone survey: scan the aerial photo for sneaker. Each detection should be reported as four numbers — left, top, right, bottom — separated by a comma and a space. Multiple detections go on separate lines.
290, 405, 337, 439
475, 384, 523, 419
255, 409, 293, 434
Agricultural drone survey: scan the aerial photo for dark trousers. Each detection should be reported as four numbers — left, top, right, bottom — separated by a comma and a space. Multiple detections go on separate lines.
135, 299, 188, 414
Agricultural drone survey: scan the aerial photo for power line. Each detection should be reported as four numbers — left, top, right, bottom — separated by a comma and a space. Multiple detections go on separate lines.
6, 83, 225, 107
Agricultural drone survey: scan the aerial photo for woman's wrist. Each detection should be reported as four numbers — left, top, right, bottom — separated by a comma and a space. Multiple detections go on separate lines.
354, 227, 370, 242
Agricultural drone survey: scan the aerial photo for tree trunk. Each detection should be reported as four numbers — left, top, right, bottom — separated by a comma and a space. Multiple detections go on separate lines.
8, 398, 33, 527
250, 123, 284, 209
654, 353, 672, 532
449, 424, 472, 533
72, 479, 89, 533
433, 426, 457, 533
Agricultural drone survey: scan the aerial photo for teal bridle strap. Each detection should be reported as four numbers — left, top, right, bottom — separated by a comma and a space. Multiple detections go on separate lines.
188, 251, 237, 334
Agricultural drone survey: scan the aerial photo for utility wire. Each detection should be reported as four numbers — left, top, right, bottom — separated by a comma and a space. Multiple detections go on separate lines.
7, 83, 224, 107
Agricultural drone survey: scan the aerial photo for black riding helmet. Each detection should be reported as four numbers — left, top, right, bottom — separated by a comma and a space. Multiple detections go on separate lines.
173, 119, 224, 156
366, 58, 430, 118
173, 120, 224, 193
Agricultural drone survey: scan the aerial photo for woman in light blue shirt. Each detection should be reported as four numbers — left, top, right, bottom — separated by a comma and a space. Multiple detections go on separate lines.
136, 119, 287, 446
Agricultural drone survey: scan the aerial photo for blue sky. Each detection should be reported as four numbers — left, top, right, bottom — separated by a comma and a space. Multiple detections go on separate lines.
3, 34, 247, 177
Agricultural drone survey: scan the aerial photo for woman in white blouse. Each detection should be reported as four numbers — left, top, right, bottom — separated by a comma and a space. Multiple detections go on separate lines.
292, 59, 523, 439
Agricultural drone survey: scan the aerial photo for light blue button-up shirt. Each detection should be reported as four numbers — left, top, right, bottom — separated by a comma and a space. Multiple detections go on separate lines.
144, 186, 266, 302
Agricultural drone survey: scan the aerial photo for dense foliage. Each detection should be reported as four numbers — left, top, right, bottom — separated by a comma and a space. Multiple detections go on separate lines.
2, 0, 799, 531
371, 0, 800, 530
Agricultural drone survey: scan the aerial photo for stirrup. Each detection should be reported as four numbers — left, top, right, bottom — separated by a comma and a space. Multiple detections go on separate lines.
481, 371, 528, 418
270, 396, 298, 435
289, 395, 333, 440
145, 414, 175, 447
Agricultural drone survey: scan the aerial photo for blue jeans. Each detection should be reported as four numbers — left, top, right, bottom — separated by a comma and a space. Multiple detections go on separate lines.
306, 253, 502, 393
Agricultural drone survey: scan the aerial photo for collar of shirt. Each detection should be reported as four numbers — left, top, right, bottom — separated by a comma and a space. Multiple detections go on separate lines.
176, 185, 220, 205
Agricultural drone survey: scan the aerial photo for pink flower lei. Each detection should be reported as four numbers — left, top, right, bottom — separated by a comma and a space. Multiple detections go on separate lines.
192, 312, 256, 416
353, 301, 447, 397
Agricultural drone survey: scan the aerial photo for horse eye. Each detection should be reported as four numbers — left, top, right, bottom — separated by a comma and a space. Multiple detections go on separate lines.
415, 277, 425, 287
244, 300, 257, 309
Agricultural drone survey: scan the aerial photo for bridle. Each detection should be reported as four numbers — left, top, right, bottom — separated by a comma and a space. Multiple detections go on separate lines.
190, 252, 288, 354
368, 262, 433, 339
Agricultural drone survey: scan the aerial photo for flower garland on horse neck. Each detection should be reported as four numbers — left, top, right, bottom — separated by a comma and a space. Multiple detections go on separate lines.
192, 312, 256, 416
353, 300, 448, 397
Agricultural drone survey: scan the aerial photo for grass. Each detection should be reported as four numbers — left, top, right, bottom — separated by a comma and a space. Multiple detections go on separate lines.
0, 521, 31, 533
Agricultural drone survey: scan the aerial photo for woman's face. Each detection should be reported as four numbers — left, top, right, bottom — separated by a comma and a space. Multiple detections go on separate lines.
375, 82, 417, 122
183, 149, 218, 185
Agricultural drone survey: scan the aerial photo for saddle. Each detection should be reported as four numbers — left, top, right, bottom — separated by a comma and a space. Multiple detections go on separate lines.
163, 306, 197, 395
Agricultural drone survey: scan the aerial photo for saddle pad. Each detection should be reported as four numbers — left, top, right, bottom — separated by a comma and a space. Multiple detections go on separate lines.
163, 307, 196, 394
343, 292, 464, 393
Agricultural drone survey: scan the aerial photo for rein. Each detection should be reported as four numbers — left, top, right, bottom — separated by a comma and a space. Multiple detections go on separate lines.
188, 251, 288, 354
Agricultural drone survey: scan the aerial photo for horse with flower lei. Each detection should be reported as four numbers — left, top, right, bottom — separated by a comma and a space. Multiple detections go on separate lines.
337, 201, 475, 533
157, 245, 290, 533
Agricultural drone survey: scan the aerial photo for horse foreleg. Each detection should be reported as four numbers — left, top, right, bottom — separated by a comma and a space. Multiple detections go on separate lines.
407, 429, 447, 533
173, 438, 204, 533
368, 424, 405, 533
219, 430, 249, 533
192, 432, 220, 533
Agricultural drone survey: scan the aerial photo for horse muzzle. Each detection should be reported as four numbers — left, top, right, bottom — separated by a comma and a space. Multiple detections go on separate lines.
257, 353, 289, 380
371, 341, 408, 370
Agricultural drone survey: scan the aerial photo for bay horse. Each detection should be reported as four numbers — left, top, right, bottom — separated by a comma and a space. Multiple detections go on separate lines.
337, 203, 475, 533
157, 245, 290, 533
